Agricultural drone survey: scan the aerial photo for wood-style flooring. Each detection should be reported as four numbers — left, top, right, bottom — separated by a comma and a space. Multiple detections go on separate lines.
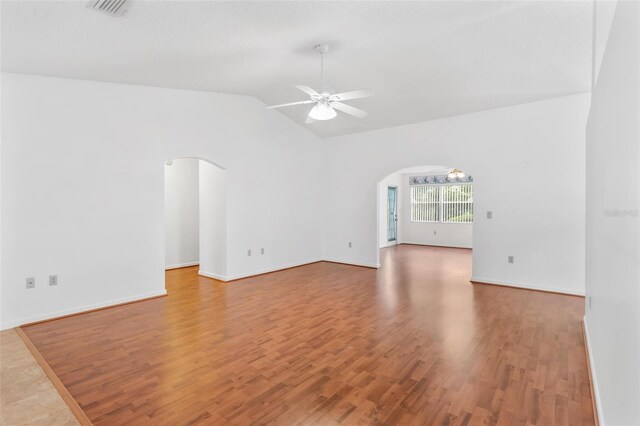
21, 245, 594, 425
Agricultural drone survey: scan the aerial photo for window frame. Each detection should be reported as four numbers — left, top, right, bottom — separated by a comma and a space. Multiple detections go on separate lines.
410, 183, 473, 224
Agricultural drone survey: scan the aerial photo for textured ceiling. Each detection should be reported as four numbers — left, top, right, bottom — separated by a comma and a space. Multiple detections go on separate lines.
1, 1, 593, 138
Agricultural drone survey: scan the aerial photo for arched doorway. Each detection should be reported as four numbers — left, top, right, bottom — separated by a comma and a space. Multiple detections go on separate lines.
376, 165, 474, 268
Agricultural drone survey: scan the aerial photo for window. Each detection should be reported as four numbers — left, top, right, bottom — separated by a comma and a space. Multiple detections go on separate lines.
411, 184, 473, 223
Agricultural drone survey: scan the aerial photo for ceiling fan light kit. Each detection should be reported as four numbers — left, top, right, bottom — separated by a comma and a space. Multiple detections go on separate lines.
309, 102, 336, 121
267, 44, 373, 123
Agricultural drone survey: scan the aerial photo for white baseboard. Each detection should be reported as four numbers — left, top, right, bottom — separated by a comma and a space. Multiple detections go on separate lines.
380, 241, 399, 248
165, 261, 199, 270
198, 269, 228, 281
200, 258, 380, 283
199, 259, 323, 282
323, 258, 381, 269
583, 316, 604, 425
470, 276, 585, 296
227, 259, 325, 281
402, 241, 472, 249
0, 289, 168, 330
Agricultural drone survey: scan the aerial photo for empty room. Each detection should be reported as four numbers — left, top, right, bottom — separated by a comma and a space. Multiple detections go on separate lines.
1, 1, 638, 425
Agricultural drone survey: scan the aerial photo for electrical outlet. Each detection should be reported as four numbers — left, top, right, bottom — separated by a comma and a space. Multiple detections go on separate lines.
508, 255, 514, 264
49, 275, 58, 286
348, 242, 352, 248
261, 248, 264, 255
247, 249, 252, 256
487, 211, 493, 219
26, 277, 35, 289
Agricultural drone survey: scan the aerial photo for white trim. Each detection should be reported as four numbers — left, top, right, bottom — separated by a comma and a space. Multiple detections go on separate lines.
470, 276, 585, 296
583, 316, 604, 426
227, 259, 324, 281
201, 258, 381, 283
198, 270, 228, 282
402, 241, 472, 250
323, 258, 381, 269
0, 289, 168, 330
199, 259, 324, 283
380, 241, 399, 248
165, 261, 199, 270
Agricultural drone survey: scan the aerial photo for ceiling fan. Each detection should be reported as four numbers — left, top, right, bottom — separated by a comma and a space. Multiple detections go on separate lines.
267, 44, 373, 123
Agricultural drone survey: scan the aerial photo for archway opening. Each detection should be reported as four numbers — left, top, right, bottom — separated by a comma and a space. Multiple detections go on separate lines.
376, 165, 474, 268
164, 157, 227, 287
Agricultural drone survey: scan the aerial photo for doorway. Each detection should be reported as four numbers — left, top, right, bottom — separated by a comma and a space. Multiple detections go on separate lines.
387, 186, 398, 243
164, 157, 227, 282
376, 165, 474, 267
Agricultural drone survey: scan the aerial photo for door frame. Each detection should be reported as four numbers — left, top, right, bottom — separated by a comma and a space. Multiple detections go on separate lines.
387, 185, 398, 243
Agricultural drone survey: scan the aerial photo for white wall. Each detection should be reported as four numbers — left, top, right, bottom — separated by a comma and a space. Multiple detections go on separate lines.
0, 73, 592, 329
378, 172, 402, 248
1, 73, 323, 328
198, 160, 227, 279
585, 2, 640, 425
400, 174, 473, 249
164, 158, 199, 269
323, 93, 590, 295
592, 0, 618, 87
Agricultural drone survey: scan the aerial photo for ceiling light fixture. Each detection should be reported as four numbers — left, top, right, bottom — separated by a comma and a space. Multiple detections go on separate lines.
309, 102, 337, 121
448, 168, 466, 179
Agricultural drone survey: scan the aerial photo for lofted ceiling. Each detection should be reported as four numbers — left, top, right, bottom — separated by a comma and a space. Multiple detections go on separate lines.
1, 1, 593, 138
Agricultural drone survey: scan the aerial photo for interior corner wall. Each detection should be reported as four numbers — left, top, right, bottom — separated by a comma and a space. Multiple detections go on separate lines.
198, 160, 227, 279
164, 158, 199, 269
585, 1, 640, 425
0, 73, 323, 329
592, 0, 618, 87
323, 92, 590, 295
400, 174, 473, 249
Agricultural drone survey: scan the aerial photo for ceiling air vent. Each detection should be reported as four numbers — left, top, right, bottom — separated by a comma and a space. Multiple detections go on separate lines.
88, 0, 130, 16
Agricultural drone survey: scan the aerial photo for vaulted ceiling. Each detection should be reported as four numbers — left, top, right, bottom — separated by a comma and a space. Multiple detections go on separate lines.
1, 1, 593, 138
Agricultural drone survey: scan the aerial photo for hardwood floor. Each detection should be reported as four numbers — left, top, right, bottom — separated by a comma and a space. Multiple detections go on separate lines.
21, 245, 594, 425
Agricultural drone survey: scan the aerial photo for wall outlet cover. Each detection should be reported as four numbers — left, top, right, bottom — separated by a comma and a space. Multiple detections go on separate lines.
49, 275, 58, 286
26, 277, 35, 289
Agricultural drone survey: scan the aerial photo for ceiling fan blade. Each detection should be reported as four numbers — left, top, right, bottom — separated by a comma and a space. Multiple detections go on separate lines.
330, 89, 373, 102
331, 102, 368, 118
267, 100, 314, 109
295, 85, 320, 98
